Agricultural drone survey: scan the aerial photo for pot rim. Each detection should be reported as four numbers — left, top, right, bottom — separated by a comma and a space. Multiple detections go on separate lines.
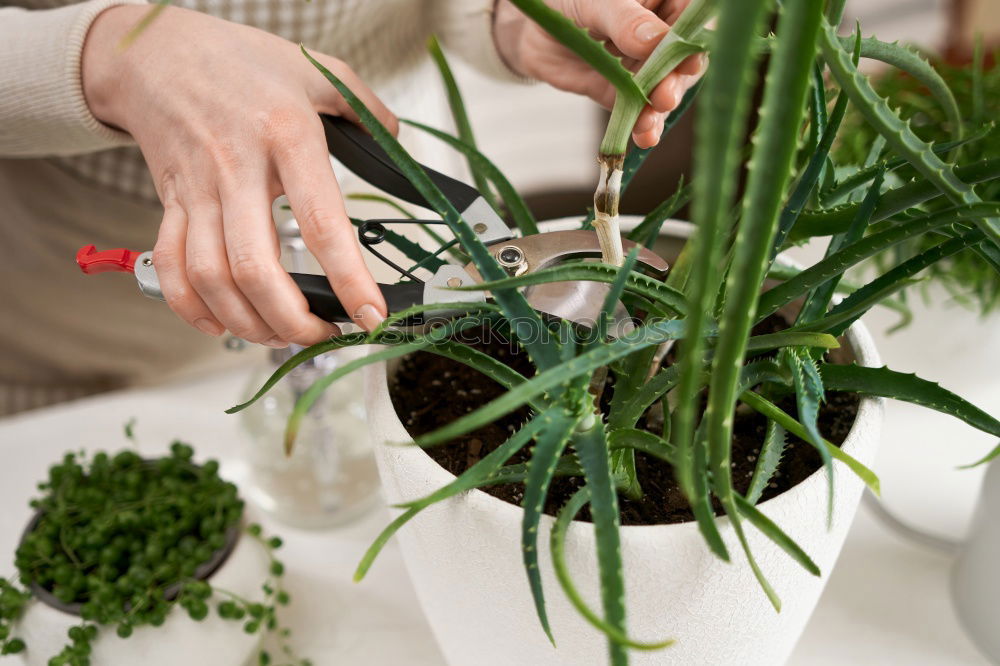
376, 217, 883, 532
17, 458, 242, 616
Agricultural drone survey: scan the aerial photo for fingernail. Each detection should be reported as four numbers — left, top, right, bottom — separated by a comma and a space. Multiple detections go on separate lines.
262, 336, 288, 348
355, 303, 385, 332
194, 318, 223, 336
635, 21, 665, 43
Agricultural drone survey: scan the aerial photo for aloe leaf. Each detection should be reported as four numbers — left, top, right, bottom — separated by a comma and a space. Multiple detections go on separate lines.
286, 341, 428, 452
733, 494, 821, 576
839, 35, 962, 140
421, 340, 553, 415
797, 166, 886, 324
403, 119, 538, 236
746, 421, 786, 504
773, 87, 849, 256
770, 28, 855, 259
822, 123, 995, 204
601, 0, 714, 155
506, 0, 645, 106
705, 0, 824, 610
227, 332, 369, 413
757, 203, 1000, 322
285, 312, 495, 451
626, 178, 692, 249
745, 332, 840, 353
672, 0, 771, 516
366, 301, 501, 342
819, 23, 1000, 248
449, 262, 688, 316
766, 263, 913, 329
572, 424, 629, 665
519, 412, 580, 643
819, 364, 1000, 442
549, 488, 675, 652
414, 320, 688, 447
612, 365, 684, 431
607, 429, 675, 465
426, 36, 498, 211
600, 252, 644, 497
784, 348, 834, 524
739, 390, 881, 495
804, 227, 984, 336
738, 359, 793, 393
793, 157, 1000, 239
354, 416, 551, 581
598, 250, 640, 342
302, 47, 561, 371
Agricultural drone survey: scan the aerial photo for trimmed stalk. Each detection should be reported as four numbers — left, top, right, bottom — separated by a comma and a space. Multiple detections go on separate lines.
593, 0, 716, 266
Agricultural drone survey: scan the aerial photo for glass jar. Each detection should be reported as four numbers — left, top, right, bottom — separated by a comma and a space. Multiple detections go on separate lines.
239, 345, 380, 528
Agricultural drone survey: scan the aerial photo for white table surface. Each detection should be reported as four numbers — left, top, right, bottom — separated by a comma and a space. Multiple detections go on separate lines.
0, 360, 991, 665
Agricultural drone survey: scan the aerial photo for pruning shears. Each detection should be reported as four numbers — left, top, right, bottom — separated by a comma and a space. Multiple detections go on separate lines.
76, 115, 669, 336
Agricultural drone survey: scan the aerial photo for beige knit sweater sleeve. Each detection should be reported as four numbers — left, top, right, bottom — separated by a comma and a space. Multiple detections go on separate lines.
0, 0, 148, 157
0, 0, 525, 159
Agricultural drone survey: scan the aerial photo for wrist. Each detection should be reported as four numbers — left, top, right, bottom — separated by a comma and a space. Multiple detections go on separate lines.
81, 4, 149, 130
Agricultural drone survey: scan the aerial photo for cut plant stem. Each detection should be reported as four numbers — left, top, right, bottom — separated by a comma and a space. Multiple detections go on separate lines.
594, 154, 626, 266
591, 0, 715, 267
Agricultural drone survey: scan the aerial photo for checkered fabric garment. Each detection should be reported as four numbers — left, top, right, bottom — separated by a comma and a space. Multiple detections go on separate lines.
38, 0, 443, 205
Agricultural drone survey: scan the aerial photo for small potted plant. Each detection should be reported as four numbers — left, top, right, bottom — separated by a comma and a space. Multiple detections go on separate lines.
0, 438, 304, 666
232, 0, 1000, 663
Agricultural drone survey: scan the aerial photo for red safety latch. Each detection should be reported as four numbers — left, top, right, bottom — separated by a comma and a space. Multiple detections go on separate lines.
76, 245, 142, 275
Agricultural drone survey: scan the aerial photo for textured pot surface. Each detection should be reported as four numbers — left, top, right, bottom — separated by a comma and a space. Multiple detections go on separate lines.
364, 218, 884, 665
15, 530, 269, 666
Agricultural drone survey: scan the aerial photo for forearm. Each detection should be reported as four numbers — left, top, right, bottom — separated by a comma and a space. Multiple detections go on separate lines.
0, 0, 146, 158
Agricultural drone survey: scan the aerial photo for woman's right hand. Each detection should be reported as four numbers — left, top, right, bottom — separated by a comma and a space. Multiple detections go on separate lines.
82, 5, 396, 346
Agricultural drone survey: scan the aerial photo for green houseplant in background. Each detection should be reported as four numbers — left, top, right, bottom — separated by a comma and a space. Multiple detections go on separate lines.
228, 0, 1000, 663
835, 43, 1000, 313
0, 436, 303, 666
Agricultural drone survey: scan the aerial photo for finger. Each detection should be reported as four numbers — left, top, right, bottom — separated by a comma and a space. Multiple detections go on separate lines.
632, 108, 665, 149
570, 0, 668, 61
676, 52, 705, 76
184, 196, 282, 346
304, 54, 399, 137
219, 172, 340, 346
275, 120, 387, 333
153, 203, 223, 336
648, 74, 683, 113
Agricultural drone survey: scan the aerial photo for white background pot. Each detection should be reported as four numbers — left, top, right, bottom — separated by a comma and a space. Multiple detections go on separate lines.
14, 529, 270, 666
363, 218, 885, 665
782, 243, 1000, 543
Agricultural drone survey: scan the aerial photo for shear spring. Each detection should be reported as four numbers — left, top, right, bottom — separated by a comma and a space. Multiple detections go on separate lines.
355, 218, 454, 284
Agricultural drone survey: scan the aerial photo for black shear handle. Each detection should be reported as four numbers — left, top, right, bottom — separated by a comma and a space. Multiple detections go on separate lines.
320, 114, 479, 212
291, 273, 423, 324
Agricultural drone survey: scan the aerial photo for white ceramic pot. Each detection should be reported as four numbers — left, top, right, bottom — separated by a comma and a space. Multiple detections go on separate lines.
14, 529, 270, 666
952, 456, 1000, 661
364, 218, 884, 665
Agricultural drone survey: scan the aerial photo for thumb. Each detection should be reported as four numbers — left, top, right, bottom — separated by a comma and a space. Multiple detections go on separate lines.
570, 0, 669, 61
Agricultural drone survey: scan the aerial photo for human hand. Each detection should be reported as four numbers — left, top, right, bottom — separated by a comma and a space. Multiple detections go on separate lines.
493, 0, 705, 149
82, 6, 396, 346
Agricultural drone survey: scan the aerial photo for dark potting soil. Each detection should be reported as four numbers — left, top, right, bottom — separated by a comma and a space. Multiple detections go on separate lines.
389, 318, 859, 526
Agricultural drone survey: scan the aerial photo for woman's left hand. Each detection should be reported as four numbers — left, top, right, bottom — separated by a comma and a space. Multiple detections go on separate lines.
493, 0, 705, 149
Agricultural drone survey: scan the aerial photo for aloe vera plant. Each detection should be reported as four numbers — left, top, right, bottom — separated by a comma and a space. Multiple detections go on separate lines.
229, 1, 1000, 662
